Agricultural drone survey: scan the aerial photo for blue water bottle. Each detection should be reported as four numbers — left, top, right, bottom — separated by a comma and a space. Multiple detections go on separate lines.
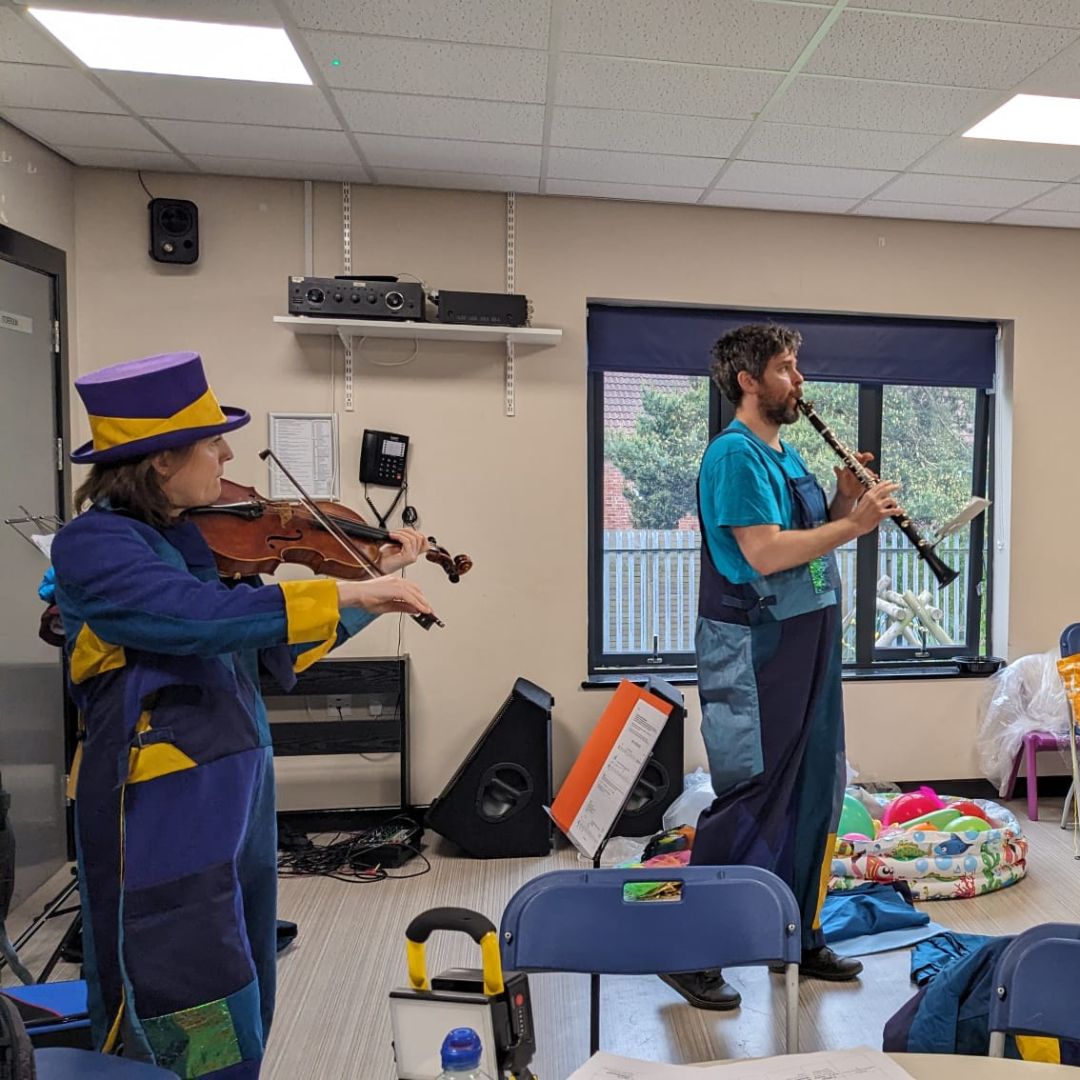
435, 1027, 492, 1080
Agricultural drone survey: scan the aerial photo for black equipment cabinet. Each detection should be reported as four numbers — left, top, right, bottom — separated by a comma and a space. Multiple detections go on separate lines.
261, 656, 410, 831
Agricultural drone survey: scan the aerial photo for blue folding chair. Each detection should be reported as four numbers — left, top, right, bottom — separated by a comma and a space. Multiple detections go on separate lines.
988, 922, 1080, 1057
500, 865, 802, 1062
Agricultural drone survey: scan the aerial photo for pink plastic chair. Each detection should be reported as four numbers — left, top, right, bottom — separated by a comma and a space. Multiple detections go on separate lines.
1002, 730, 1072, 821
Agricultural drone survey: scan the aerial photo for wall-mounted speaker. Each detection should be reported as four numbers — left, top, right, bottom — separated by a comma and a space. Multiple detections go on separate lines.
148, 197, 199, 265
612, 676, 685, 837
425, 677, 554, 859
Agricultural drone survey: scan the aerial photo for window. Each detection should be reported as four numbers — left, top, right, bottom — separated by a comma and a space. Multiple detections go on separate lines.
587, 306, 996, 677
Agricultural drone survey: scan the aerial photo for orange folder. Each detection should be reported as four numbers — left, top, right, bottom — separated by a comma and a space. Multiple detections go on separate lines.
550, 680, 674, 856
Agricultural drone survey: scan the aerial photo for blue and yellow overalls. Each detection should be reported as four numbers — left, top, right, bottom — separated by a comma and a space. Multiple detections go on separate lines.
51, 506, 376, 1078
690, 425, 845, 952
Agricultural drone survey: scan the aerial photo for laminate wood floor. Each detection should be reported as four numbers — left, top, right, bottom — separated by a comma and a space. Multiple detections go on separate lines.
7, 796, 1079, 1079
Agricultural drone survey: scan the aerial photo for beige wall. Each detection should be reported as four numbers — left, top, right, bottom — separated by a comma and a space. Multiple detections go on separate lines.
0, 119, 75, 256
68, 167, 1074, 803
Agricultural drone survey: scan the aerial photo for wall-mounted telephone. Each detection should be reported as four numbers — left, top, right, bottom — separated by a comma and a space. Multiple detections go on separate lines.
359, 429, 409, 488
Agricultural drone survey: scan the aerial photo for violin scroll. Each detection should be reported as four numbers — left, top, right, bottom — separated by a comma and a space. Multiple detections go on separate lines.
424, 539, 473, 584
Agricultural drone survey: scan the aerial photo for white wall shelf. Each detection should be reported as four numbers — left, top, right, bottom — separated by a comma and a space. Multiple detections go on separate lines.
273, 314, 562, 346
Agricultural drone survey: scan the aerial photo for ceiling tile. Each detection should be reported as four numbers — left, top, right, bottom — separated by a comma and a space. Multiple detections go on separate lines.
550, 107, 747, 157
561, 0, 826, 68
15, 0, 282, 20
54, 145, 189, 170
377, 168, 538, 193
547, 147, 722, 186
305, 32, 547, 102
771, 74, 1003, 135
846, 1, 1080, 28
0, 62, 124, 113
358, 134, 541, 175
995, 208, 1080, 226
740, 122, 942, 170
150, 120, 360, 163
703, 190, 860, 213
335, 92, 543, 143
188, 155, 367, 181
285, 0, 548, 48
0, 10, 72, 64
713, 160, 894, 198
2, 108, 164, 150
556, 55, 784, 119
1024, 184, 1080, 211
804, 9, 1077, 89
1016, 39, 1080, 97
546, 179, 702, 203
874, 171, 1056, 206
97, 72, 338, 127
853, 199, 1005, 222
913, 137, 1080, 181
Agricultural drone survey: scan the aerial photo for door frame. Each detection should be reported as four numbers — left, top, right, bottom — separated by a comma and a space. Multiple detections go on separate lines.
0, 224, 75, 857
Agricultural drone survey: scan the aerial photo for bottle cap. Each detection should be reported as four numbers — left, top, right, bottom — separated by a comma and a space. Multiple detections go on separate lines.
441, 1027, 482, 1070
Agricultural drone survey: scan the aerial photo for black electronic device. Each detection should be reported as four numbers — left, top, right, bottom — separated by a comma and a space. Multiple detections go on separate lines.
612, 676, 686, 837
425, 678, 554, 859
148, 197, 199, 265
360, 429, 409, 488
434, 290, 529, 327
288, 275, 425, 320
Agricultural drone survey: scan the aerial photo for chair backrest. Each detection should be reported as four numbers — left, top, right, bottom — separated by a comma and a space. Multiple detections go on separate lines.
500, 865, 801, 975
989, 923, 1080, 1045
1061, 623, 1080, 659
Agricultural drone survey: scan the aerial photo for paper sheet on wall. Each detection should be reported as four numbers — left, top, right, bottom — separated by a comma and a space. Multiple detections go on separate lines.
568, 1048, 914, 1080
268, 413, 338, 500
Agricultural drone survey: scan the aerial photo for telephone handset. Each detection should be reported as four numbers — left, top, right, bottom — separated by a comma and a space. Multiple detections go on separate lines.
359, 429, 409, 488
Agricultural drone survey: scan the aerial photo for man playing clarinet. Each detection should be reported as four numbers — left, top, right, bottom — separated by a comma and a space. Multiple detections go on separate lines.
660, 323, 901, 1011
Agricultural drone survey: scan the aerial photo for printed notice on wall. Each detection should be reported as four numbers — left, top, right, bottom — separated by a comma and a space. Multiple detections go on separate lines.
0, 311, 32, 334
268, 413, 339, 500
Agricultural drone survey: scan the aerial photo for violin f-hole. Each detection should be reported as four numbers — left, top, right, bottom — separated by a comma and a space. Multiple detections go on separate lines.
266, 530, 304, 548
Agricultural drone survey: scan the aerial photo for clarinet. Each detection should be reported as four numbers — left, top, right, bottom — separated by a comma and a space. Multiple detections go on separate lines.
796, 398, 959, 589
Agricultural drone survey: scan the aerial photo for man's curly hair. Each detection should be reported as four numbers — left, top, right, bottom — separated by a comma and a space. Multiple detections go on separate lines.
710, 323, 802, 405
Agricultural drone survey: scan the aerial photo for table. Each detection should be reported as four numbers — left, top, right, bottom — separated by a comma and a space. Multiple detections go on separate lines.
891, 1054, 1075, 1077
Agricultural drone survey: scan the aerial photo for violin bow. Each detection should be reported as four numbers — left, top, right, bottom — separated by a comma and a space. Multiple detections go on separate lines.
258, 449, 442, 630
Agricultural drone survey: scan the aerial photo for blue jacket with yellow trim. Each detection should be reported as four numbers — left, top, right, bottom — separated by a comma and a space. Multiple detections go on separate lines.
51, 505, 376, 789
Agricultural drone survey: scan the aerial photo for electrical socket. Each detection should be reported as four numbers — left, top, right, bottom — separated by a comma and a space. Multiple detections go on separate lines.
326, 694, 353, 719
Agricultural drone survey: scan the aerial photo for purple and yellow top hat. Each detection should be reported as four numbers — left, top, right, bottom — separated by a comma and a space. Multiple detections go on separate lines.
71, 352, 250, 464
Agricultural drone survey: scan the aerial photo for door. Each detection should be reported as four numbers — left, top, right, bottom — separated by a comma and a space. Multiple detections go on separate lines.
0, 254, 67, 907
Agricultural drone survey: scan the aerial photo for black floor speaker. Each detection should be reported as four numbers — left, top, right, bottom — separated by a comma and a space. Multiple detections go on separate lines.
426, 677, 554, 858
612, 676, 685, 837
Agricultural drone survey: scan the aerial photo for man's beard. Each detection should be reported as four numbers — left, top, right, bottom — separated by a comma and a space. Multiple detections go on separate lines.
762, 393, 799, 426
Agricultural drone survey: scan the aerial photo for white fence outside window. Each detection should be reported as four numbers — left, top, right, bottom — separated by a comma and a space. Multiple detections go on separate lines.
602, 529, 975, 658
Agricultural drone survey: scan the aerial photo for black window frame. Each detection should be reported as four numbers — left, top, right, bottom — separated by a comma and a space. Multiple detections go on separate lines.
587, 369, 994, 680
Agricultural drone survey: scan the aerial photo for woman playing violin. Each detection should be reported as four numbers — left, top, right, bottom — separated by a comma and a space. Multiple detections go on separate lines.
50, 351, 432, 1078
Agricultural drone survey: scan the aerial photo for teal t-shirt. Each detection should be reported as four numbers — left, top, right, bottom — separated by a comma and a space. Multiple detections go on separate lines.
698, 420, 815, 585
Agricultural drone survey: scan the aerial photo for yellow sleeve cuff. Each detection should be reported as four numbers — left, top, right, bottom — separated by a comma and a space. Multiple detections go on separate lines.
281, 578, 341, 645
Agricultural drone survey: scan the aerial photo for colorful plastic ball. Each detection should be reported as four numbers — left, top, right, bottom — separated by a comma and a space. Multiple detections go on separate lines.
948, 800, 989, 822
882, 792, 940, 827
950, 815, 991, 833
838, 794, 875, 839
841, 832, 872, 842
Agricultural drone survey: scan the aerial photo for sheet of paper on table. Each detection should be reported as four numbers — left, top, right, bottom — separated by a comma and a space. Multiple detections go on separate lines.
568, 1047, 914, 1080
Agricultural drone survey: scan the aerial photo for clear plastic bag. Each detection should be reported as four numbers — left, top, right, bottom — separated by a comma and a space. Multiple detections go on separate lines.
662, 767, 715, 830
976, 650, 1072, 795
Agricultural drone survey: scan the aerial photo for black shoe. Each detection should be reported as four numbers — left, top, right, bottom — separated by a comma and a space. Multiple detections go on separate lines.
770, 946, 863, 981
658, 969, 741, 1010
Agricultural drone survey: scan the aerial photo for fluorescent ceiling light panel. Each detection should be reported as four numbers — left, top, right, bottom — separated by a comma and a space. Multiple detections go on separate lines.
27, 9, 312, 84
963, 93, 1080, 146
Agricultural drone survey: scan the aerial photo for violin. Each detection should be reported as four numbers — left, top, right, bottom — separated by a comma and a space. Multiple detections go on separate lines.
189, 477, 472, 631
